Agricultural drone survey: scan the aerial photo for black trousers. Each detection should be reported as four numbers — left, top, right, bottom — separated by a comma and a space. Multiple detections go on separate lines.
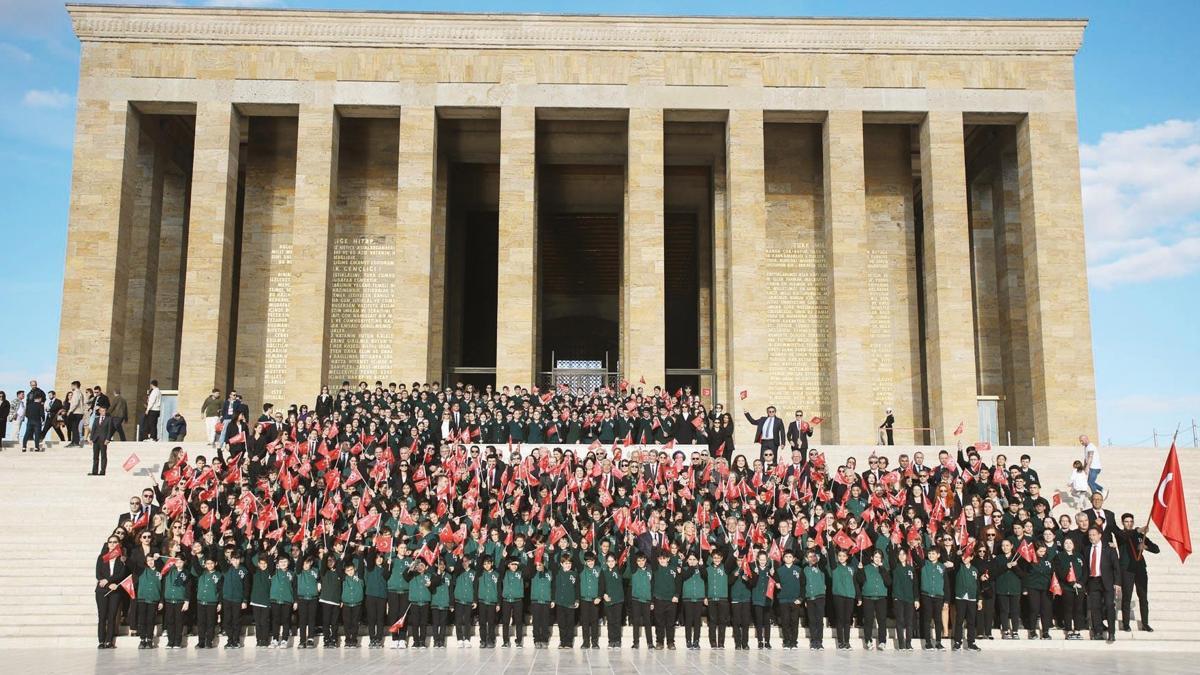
386, 593, 409, 641
1027, 589, 1052, 634
113, 418, 127, 441
67, 413, 83, 445
777, 601, 800, 646
365, 596, 387, 642
298, 599, 318, 642
271, 602, 292, 642
91, 442, 108, 474
731, 602, 752, 647
920, 594, 944, 642
251, 605, 270, 645
137, 600, 157, 640
832, 596, 854, 646
321, 602, 341, 641
863, 597, 888, 644
531, 603, 552, 644
707, 599, 730, 646
894, 600, 915, 647
96, 590, 120, 644
1121, 569, 1150, 626
681, 600, 703, 645
997, 594, 1020, 633
1086, 579, 1116, 635
580, 601, 600, 646
605, 602, 624, 646
42, 419, 64, 441
197, 603, 218, 646
141, 411, 160, 441
805, 597, 826, 647
1063, 588, 1086, 631
556, 605, 577, 646
653, 600, 676, 646
953, 598, 978, 645
342, 604, 362, 641
222, 600, 243, 644
408, 603, 429, 646
164, 601, 185, 646
752, 604, 771, 644
478, 602, 498, 645
502, 600, 525, 643
977, 595, 994, 637
454, 601, 474, 641
629, 600, 652, 644
21, 418, 44, 449
431, 607, 449, 644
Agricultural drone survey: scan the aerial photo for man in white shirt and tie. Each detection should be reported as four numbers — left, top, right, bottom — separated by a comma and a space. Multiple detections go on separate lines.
743, 406, 783, 463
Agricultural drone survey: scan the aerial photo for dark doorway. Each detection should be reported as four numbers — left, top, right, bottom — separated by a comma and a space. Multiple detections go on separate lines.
539, 211, 621, 367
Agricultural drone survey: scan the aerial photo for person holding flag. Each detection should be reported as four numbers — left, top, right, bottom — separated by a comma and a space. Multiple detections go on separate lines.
95, 535, 128, 649
128, 529, 163, 649
1055, 536, 1086, 640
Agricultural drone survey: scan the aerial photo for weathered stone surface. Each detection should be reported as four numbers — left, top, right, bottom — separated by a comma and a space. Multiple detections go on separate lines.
495, 106, 538, 389
623, 108, 666, 387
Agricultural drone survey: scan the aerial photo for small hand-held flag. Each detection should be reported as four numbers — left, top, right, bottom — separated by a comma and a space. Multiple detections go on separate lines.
952, 421, 964, 437
118, 575, 136, 599
739, 390, 748, 400
122, 453, 140, 472
1150, 440, 1191, 563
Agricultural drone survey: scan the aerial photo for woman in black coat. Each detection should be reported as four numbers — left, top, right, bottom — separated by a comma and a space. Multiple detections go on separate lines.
96, 535, 129, 649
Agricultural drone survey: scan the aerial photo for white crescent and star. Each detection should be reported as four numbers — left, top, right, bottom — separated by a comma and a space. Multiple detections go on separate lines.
1156, 472, 1174, 509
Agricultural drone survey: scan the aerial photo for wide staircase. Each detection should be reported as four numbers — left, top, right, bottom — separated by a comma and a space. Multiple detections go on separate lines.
0, 439, 1196, 649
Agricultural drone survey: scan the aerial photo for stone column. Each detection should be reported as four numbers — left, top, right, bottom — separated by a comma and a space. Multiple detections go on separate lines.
919, 111, 979, 442
177, 102, 240, 416
623, 108, 666, 386
822, 110, 873, 443
284, 105, 338, 407
151, 170, 189, 391
393, 106, 438, 382
725, 109, 770, 449
1017, 112, 1098, 444
55, 99, 140, 393
495, 106, 538, 388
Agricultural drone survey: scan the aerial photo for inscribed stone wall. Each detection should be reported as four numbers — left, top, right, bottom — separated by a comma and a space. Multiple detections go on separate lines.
328, 117, 398, 385
863, 125, 925, 443
235, 116, 297, 410
763, 123, 830, 418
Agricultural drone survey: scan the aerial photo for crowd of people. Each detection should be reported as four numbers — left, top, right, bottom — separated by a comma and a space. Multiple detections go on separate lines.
91, 379, 1157, 653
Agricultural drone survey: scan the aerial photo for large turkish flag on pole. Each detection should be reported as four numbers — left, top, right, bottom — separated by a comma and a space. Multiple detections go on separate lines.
1150, 442, 1192, 563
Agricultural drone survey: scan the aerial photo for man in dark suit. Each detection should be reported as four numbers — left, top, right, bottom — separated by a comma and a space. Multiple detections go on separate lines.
89, 405, 115, 476
1117, 514, 1159, 632
1084, 526, 1121, 643
743, 406, 784, 463
878, 407, 895, 445
41, 390, 66, 442
1085, 493, 1120, 545
786, 410, 813, 453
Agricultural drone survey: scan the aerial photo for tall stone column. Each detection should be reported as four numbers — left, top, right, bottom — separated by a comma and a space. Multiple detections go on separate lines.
151, 170, 189, 392
495, 106, 538, 388
623, 108, 666, 387
1017, 112, 1098, 444
919, 111, 979, 442
822, 110, 873, 443
393, 106, 438, 383
284, 105, 339, 408
177, 102, 240, 416
56, 100, 140, 393
726, 109, 770, 449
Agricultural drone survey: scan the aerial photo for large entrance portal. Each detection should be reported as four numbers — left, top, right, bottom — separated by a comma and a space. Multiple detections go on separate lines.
536, 114, 627, 384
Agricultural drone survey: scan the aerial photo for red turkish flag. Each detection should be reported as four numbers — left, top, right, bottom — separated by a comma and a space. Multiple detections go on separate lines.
122, 453, 140, 472
118, 575, 136, 599
809, 416, 824, 426
388, 611, 408, 633
1049, 573, 1062, 597
1150, 442, 1192, 562
701, 388, 711, 397
738, 390, 748, 400
952, 421, 964, 437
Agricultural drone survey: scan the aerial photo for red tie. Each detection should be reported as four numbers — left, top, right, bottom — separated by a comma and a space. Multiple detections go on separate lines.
1091, 547, 1100, 577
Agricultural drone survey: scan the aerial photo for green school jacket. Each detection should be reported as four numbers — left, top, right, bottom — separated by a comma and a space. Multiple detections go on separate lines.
630, 567, 652, 602
319, 570, 342, 603
387, 558, 412, 594
477, 569, 500, 604
802, 564, 827, 599
580, 566, 602, 602
341, 574, 365, 605
408, 570, 433, 604
197, 570, 222, 604
297, 568, 319, 599
502, 569, 525, 602
137, 566, 161, 602
920, 560, 945, 598
890, 564, 917, 603
775, 563, 802, 603
553, 569, 580, 606
530, 570, 553, 604
861, 564, 888, 599
601, 567, 624, 604
681, 567, 706, 601
431, 575, 451, 609
163, 569, 189, 603
831, 563, 856, 599
705, 564, 729, 600
269, 569, 296, 603
249, 568, 272, 606
453, 568, 477, 604
954, 562, 980, 601
221, 565, 248, 602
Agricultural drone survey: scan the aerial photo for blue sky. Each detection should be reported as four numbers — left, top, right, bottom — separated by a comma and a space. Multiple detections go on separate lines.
0, 1, 1197, 446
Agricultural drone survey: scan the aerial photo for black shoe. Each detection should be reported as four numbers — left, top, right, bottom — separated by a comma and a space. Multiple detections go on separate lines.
1107, 633, 1115, 644
762, 642, 771, 649
935, 641, 945, 650
1121, 623, 1132, 632
1041, 632, 1051, 640
967, 644, 981, 652
952, 642, 962, 651
1144, 624, 1155, 633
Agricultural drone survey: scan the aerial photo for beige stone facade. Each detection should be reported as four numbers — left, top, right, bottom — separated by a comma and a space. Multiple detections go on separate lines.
56, 5, 1098, 446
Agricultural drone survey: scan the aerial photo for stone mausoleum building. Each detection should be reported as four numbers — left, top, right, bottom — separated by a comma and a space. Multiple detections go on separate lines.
57, 4, 1097, 447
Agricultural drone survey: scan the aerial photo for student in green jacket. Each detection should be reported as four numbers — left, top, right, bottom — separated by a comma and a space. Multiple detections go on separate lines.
889, 546, 919, 650
162, 557, 190, 649
220, 550, 249, 649
773, 550, 803, 649
319, 555, 343, 648
920, 546, 947, 650
578, 552, 603, 649
679, 552, 707, 649
386, 547, 411, 649
651, 550, 682, 650
553, 554, 581, 648
430, 558, 451, 647
130, 536, 162, 650
1055, 537, 1086, 640
830, 548, 858, 650
477, 556, 501, 648
730, 551, 754, 650
249, 556, 273, 647
703, 550, 732, 649
800, 548, 828, 651
990, 538, 1023, 639
195, 557, 222, 649
451, 556, 477, 645
856, 549, 891, 650
748, 551, 772, 649
269, 556, 297, 648
601, 552, 625, 648
1022, 542, 1054, 640
530, 557, 554, 648
626, 551, 653, 648
404, 558, 434, 648
500, 557, 527, 647
341, 560, 365, 647
364, 553, 389, 648
296, 556, 320, 649
952, 547, 982, 651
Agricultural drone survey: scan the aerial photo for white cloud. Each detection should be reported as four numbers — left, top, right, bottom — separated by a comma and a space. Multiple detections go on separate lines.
21, 89, 71, 109
1082, 119, 1200, 289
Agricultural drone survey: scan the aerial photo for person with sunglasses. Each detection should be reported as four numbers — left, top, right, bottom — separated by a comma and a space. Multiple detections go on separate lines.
128, 530, 163, 649
95, 536, 128, 649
